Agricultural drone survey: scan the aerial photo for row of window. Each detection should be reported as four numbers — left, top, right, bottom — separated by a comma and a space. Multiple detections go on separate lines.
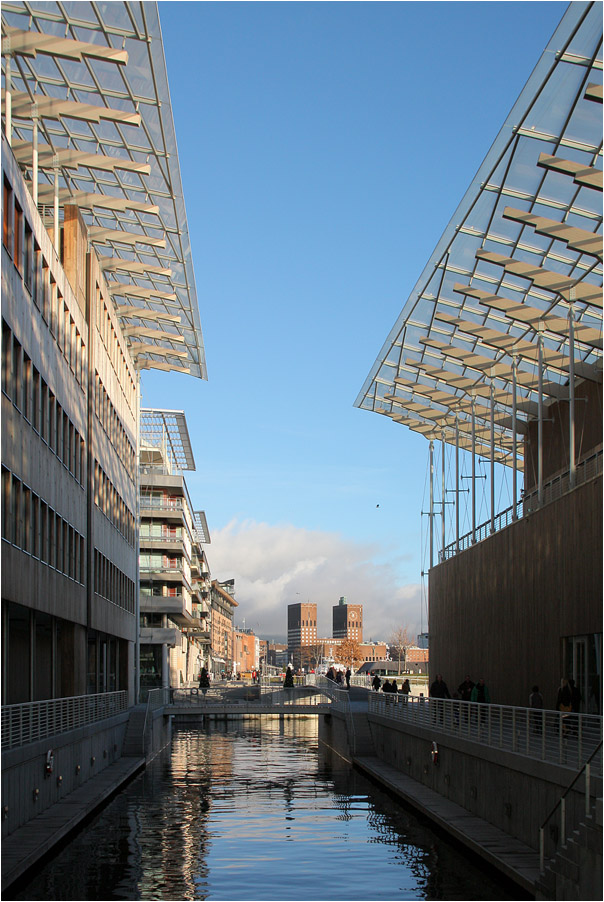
1, 467, 85, 585
2, 319, 87, 487
97, 294, 136, 415
3, 175, 87, 391
94, 460, 136, 546
94, 371, 136, 476
93, 548, 136, 614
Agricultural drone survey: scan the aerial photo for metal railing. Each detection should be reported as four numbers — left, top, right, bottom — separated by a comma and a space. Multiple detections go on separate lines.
368, 694, 603, 774
442, 448, 602, 560
168, 685, 330, 707
1, 691, 129, 750
538, 739, 602, 874
139, 498, 183, 511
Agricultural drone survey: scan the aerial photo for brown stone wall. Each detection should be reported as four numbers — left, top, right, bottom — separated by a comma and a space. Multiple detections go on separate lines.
429, 477, 602, 708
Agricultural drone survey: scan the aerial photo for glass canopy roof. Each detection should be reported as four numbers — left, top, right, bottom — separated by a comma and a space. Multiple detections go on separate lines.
139, 408, 195, 472
355, 2, 602, 471
1, 1, 206, 379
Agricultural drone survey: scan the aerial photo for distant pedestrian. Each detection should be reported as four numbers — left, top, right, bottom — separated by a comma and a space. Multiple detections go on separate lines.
345, 668, 351, 690
458, 675, 475, 702
556, 678, 572, 738
199, 666, 210, 695
382, 680, 392, 693
529, 684, 543, 735
569, 679, 581, 713
401, 679, 411, 695
568, 678, 582, 737
556, 678, 572, 712
430, 674, 451, 699
327, 666, 335, 682
391, 679, 398, 693
335, 670, 343, 686
470, 678, 490, 704
430, 673, 450, 724
529, 685, 543, 709
372, 673, 381, 692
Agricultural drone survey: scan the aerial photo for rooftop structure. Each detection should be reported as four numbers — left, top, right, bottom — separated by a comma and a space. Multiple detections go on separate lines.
356, 1, 601, 550
2, 0, 206, 379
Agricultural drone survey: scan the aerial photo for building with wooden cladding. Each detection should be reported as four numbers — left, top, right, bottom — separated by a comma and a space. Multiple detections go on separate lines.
355, 2, 602, 711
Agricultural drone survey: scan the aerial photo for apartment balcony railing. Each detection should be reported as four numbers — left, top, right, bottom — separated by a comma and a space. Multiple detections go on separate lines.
442, 448, 602, 561
139, 498, 183, 512
139, 563, 184, 574
1, 691, 129, 751
140, 535, 185, 544
369, 693, 603, 775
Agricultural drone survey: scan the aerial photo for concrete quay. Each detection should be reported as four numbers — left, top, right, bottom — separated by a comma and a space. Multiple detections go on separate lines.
1, 756, 144, 895
354, 755, 539, 896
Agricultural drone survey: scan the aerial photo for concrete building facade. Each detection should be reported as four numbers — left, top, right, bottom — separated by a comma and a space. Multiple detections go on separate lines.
1, 0, 208, 840
138, 410, 211, 692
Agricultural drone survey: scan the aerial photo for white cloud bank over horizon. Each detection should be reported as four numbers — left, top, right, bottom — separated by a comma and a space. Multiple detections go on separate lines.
206, 518, 423, 644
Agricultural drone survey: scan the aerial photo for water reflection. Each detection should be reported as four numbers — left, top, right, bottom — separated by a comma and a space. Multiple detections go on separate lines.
12, 719, 514, 900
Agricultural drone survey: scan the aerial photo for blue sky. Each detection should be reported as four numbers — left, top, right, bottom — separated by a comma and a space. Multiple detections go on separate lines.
142, 1, 566, 642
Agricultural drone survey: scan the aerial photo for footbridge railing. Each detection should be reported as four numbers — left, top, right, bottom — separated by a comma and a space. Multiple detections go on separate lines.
369, 693, 603, 775
166, 684, 332, 712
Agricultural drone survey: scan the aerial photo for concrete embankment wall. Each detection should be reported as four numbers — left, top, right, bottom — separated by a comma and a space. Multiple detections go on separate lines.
1, 712, 129, 838
319, 709, 600, 852
368, 714, 599, 850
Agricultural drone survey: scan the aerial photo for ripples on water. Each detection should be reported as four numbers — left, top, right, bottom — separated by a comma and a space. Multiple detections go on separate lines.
13, 719, 512, 900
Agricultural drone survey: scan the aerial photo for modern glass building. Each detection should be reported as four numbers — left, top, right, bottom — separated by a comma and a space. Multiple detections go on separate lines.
355, 1, 602, 709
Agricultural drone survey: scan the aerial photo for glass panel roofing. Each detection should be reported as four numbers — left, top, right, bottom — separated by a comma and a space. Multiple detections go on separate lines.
1, 1, 206, 379
355, 2, 602, 470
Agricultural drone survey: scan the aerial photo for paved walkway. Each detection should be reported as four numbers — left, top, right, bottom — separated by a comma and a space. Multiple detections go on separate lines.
1, 756, 145, 893
354, 756, 540, 896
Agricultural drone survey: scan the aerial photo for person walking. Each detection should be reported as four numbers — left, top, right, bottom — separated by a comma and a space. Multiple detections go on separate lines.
371, 672, 381, 692
401, 679, 411, 695
430, 673, 450, 724
470, 678, 490, 704
345, 668, 351, 690
458, 675, 475, 702
430, 674, 451, 699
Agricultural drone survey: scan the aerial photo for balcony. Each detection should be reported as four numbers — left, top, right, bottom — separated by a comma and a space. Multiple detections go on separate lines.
139, 535, 187, 553
140, 626, 181, 646
140, 594, 194, 624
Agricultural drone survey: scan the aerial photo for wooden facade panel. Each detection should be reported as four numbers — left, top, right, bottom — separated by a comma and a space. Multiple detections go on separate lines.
429, 478, 602, 708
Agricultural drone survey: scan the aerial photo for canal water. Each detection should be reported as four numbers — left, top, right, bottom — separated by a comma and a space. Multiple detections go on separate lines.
13, 720, 513, 900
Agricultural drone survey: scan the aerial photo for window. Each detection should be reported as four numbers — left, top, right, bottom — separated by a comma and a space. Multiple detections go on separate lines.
12, 474, 21, 547
24, 220, 33, 290
22, 353, 31, 421
3, 177, 12, 253
40, 380, 48, 442
13, 202, 23, 273
2, 319, 11, 397
40, 502, 48, 563
12, 335, 21, 408
1, 467, 10, 541
32, 367, 40, 432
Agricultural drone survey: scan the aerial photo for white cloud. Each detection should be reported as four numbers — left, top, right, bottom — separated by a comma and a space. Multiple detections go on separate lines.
207, 518, 423, 643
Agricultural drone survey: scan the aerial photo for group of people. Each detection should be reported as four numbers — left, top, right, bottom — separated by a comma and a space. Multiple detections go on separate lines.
430, 674, 491, 704
326, 666, 352, 689
370, 673, 411, 695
